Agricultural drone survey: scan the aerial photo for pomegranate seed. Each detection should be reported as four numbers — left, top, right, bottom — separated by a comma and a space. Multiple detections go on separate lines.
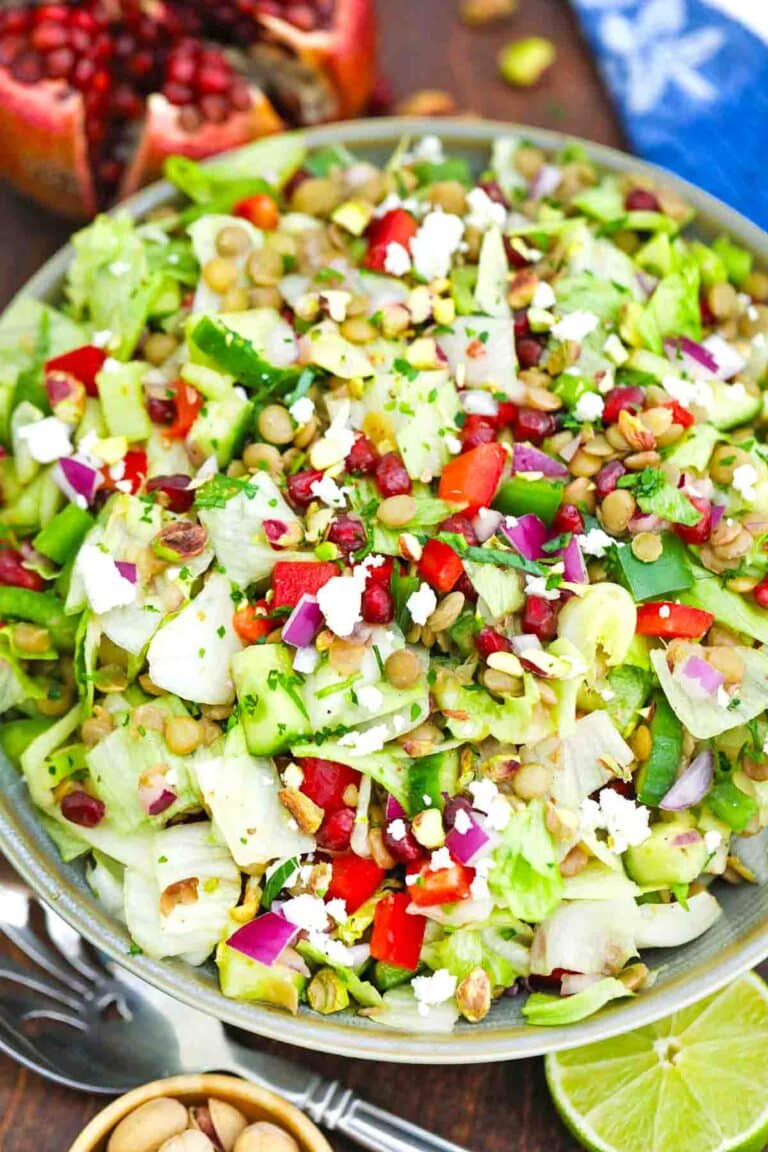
284, 470, 322, 511
11, 51, 43, 83
45, 47, 74, 78
178, 106, 203, 132
230, 82, 252, 111
382, 818, 424, 864
61, 789, 105, 828
454, 571, 478, 603
552, 503, 584, 535
474, 626, 512, 660
504, 236, 531, 269
517, 337, 544, 369
167, 53, 196, 85
198, 64, 231, 94
345, 434, 378, 475
595, 460, 627, 499
2, 10, 32, 34
522, 595, 559, 641
513, 310, 530, 341
146, 396, 176, 426
602, 386, 645, 424
164, 81, 194, 105
72, 56, 94, 88
31, 21, 69, 53
753, 579, 768, 609
514, 406, 556, 444
361, 581, 394, 624
200, 94, 230, 123
327, 515, 367, 559
0, 548, 45, 591
461, 414, 497, 450
700, 293, 717, 327
317, 807, 355, 851
625, 188, 660, 212
478, 179, 508, 206
375, 452, 412, 497
673, 495, 712, 545
439, 514, 477, 546
145, 474, 194, 513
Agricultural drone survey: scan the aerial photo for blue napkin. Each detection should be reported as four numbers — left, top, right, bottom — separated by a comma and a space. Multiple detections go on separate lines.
570, 0, 768, 230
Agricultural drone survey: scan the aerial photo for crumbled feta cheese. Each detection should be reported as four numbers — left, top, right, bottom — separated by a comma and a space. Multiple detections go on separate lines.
16, 417, 72, 464
580, 790, 651, 854
310, 473, 348, 508
309, 399, 356, 471
704, 830, 722, 855
374, 192, 422, 219
461, 390, 499, 417
732, 463, 758, 503
293, 646, 320, 674
658, 604, 671, 619
387, 818, 407, 842
468, 778, 510, 831
357, 684, 384, 712
383, 242, 412, 276
550, 311, 599, 343
407, 582, 437, 625
76, 544, 137, 615
306, 932, 356, 966
321, 290, 352, 323
338, 723, 389, 756
445, 435, 462, 455
524, 574, 559, 601
603, 333, 629, 365
282, 762, 304, 789
465, 187, 507, 232
92, 328, 113, 348
717, 685, 731, 709
469, 855, 492, 899
577, 527, 615, 559
410, 211, 465, 281
411, 968, 457, 1016
412, 134, 444, 163
289, 396, 315, 425
429, 847, 452, 871
281, 895, 329, 933
317, 566, 366, 637
531, 280, 556, 310
325, 898, 348, 924
662, 373, 713, 414
453, 808, 472, 835
574, 391, 605, 423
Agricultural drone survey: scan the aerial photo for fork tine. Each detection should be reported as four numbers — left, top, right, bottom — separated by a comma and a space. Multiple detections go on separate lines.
0, 1008, 117, 1096
0, 884, 93, 994
0, 962, 84, 1013
42, 906, 111, 985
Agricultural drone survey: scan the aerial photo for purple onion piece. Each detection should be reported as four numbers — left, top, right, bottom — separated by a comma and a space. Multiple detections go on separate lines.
445, 808, 490, 865
282, 594, 323, 649
54, 455, 100, 505
678, 655, 724, 698
659, 749, 714, 811
147, 789, 177, 816
512, 443, 569, 478
115, 561, 137, 584
671, 830, 704, 847
664, 336, 719, 376
227, 911, 300, 967
561, 536, 587, 585
500, 513, 548, 561
385, 794, 407, 822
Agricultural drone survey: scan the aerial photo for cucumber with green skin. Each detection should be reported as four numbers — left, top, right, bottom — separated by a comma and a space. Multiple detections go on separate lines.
190, 316, 302, 398
636, 693, 683, 806
407, 749, 459, 813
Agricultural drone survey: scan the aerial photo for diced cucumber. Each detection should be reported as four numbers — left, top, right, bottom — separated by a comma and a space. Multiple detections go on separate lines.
625, 821, 708, 886
232, 644, 311, 756
408, 749, 459, 813
216, 940, 306, 1012
33, 504, 94, 565
188, 388, 253, 467
707, 379, 761, 431
96, 360, 151, 441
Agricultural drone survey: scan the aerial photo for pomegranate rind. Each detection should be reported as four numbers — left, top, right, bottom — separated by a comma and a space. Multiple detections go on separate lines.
0, 71, 97, 219
119, 87, 284, 199
258, 0, 376, 117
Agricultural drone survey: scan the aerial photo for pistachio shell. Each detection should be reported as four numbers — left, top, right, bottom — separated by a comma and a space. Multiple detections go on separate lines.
107, 1098, 188, 1152
233, 1122, 301, 1152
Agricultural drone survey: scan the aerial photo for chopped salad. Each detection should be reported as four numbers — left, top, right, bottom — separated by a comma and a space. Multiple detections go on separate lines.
2, 131, 768, 1032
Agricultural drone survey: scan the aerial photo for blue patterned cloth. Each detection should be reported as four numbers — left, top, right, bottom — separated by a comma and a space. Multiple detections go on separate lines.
570, 0, 768, 230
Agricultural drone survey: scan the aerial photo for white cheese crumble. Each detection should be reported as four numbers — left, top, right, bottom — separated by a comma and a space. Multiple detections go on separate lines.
411, 968, 457, 1016
470, 855, 492, 900
445, 435, 462, 455
732, 463, 758, 503
289, 396, 315, 425
410, 211, 465, 281
321, 289, 352, 323
338, 723, 389, 756
282, 762, 304, 789
325, 898, 348, 924
309, 473, 348, 508
453, 808, 473, 835
550, 310, 599, 343
662, 373, 713, 414
317, 566, 366, 637
281, 895, 329, 933
429, 847, 452, 871
465, 186, 507, 232
531, 280, 556, 310
468, 778, 510, 831
76, 544, 137, 615
524, 574, 559, 601
577, 527, 615, 559
579, 790, 651, 855
356, 684, 384, 712
306, 932, 356, 967
704, 829, 723, 855
387, 818, 407, 842
411, 134, 444, 163
16, 417, 73, 463
406, 582, 437, 625
573, 391, 605, 423
293, 646, 320, 674
383, 242, 412, 276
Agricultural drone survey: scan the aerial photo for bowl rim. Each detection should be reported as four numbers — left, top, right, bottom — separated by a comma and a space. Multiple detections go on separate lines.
66, 1073, 333, 1152
3, 115, 768, 1064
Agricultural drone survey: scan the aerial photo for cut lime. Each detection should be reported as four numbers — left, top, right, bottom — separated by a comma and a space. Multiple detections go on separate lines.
546, 972, 768, 1152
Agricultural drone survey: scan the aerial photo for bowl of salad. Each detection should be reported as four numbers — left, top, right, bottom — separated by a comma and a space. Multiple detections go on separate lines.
2, 117, 768, 1063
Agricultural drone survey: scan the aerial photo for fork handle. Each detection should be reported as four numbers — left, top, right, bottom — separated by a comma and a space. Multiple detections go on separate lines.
303, 1080, 471, 1152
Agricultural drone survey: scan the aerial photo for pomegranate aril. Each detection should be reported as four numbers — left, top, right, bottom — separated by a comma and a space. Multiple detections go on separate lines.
345, 434, 378, 475
31, 22, 69, 53
514, 406, 556, 443
179, 106, 203, 132
287, 468, 325, 508
0, 547, 45, 591
753, 579, 768, 609
552, 503, 584, 535
61, 789, 105, 829
167, 53, 197, 85
200, 94, 230, 123
45, 47, 75, 79
361, 581, 394, 624
327, 515, 367, 558
460, 414, 496, 450
475, 626, 511, 660
145, 473, 195, 513
625, 188, 660, 212
375, 451, 412, 497
11, 52, 43, 83
439, 514, 477, 546
382, 818, 424, 864
147, 397, 176, 426
603, 386, 645, 424
523, 595, 559, 641
317, 807, 355, 851
517, 337, 544, 369
164, 81, 194, 106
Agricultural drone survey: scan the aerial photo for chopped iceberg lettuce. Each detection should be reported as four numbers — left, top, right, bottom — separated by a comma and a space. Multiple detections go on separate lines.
197, 472, 302, 587
434, 670, 552, 745
522, 977, 633, 1026
650, 646, 768, 739
530, 898, 639, 976
422, 926, 530, 986
489, 800, 563, 924
361, 368, 460, 483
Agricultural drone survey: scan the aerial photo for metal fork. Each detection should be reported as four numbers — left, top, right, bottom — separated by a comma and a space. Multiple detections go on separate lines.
0, 881, 471, 1152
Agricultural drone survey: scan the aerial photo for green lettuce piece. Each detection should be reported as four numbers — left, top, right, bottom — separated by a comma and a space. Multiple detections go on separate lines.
650, 646, 768, 739
39, 812, 90, 862
361, 985, 459, 1034
681, 572, 768, 644
712, 235, 752, 287
197, 472, 302, 587
20, 702, 82, 809
562, 221, 642, 297
463, 561, 523, 620
644, 259, 701, 344
665, 424, 721, 472
635, 233, 675, 278
554, 274, 630, 324
422, 926, 530, 987
618, 468, 701, 526
522, 977, 633, 1026
433, 671, 552, 745
168, 133, 305, 202
488, 799, 563, 923
572, 178, 624, 222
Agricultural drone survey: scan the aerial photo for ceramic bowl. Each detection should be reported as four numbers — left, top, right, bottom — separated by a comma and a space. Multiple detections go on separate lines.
2, 117, 768, 1064
67, 1073, 332, 1152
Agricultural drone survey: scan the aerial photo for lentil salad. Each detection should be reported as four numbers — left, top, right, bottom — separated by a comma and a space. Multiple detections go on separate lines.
2, 131, 768, 1032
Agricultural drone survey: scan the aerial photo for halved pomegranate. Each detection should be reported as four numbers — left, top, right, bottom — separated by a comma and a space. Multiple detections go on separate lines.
0, 0, 376, 218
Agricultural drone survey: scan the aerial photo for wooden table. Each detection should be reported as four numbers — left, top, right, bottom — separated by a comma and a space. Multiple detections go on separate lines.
0, 2, 624, 1147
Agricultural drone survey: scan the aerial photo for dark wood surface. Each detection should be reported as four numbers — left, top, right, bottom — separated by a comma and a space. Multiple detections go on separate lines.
0, 2, 625, 1148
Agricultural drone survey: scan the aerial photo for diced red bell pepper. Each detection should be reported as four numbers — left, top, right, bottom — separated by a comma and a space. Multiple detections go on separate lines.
233, 193, 279, 230
366, 555, 395, 586
0, 548, 45, 591
365, 209, 419, 272
370, 891, 427, 971
298, 757, 361, 812
45, 345, 107, 397
406, 858, 475, 907
417, 538, 464, 593
754, 578, 768, 609
327, 853, 385, 913
438, 442, 506, 514
271, 560, 339, 608
636, 602, 714, 639
673, 495, 711, 545
100, 449, 147, 496
662, 399, 695, 429
166, 381, 204, 440
232, 599, 271, 644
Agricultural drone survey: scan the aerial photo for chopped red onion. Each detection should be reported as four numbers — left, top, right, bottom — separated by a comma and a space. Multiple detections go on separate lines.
711, 504, 725, 531
460, 390, 499, 417
703, 334, 746, 380
138, 779, 177, 816
54, 455, 100, 506
664, 336, 718, 379
512, 444, 569, 478
282, 594, 323, 649
227, 912, 300, 967
115, 561, 137, 584
671, 829, 704, 848
530, 163, 562, 201
472, 507, 503, 544
500, 513, 548, 560
560, 973, 603, 997
676, 655, 724, 700
385, 795, 407, 822
636, 270, 658, 299
561, 536, 587, 585
445, 807, 490, 864
660, 749, 714, 811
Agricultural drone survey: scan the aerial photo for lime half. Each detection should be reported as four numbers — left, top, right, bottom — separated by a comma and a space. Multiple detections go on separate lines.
546, 972, 768, 1152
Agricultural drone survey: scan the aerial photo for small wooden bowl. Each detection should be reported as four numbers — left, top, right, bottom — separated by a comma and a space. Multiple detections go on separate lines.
67, 1073, 333, 1152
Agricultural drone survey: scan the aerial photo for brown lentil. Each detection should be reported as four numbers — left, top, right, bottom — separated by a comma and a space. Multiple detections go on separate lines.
219, 286, 250, 312
143, 331, 178, 365
243, 442, 284, 475
292, 415, 318, 449
427, 591, 465, 632
164, 716, 203, 756
248, 286, 283, 310
328, 638, 366, 675
706, 646, 745, 684
81, 709, 115, 747
624, 449, 661, 470
631, 532, 663, 563
377, 494, 417, 528
559, 845, 589, 877
563, 477, 596, 512
568, 449, 603, 478
511, 762, 552, 800
290, 177, 342, 217
257, 404, 294, 446
630, 723, 652, 762
340, 316, 377, 344
482, 668, 522, 696
216, 225, 252, 258
12, 622, 51, 655
202, 256, 238, 294
600, 489, 636, 534
710, 443, 751, 485
246, 247, 283, 286
707, 280, 739, 320
427, 180, 468, 215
